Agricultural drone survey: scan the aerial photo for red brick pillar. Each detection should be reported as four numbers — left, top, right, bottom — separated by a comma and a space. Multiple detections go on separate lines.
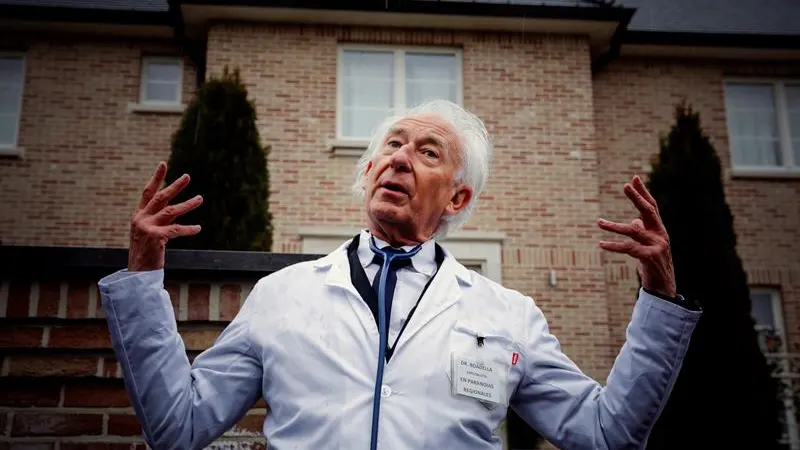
0, 276, 267, 449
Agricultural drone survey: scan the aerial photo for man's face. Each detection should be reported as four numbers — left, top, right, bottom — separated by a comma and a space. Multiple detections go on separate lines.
364, 113, 472, 244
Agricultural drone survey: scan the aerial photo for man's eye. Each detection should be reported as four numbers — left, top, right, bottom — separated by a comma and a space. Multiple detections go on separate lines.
422, 149, 439, 158
388, 140, 402, 148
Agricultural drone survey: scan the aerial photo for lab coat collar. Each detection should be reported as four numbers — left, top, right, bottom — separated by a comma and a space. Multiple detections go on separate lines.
311, 234, 473, 356
355, 229, 438, 277
312, 232, 473, 292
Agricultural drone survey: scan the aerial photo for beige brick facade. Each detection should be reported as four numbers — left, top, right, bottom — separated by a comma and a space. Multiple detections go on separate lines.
593, 57, 800, 352
2, 23, 798, 376
0, 35, 196, 248
1, 19, 798, 449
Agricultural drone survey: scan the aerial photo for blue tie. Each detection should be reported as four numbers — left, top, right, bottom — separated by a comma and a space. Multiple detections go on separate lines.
371, 249, 413, 339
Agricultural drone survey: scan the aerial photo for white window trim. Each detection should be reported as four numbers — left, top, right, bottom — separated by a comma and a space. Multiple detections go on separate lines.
751, 287, 800, 450
129, 56, 184, 114
334, 44, 464, 150
0, 52, 26, 156
723, 77, 800, 179
751, 287, 787, 339
297, 226, 503, 283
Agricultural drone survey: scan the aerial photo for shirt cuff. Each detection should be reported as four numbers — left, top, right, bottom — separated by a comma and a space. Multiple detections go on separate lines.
642, 286, 702, 312
99, 268, 163, 287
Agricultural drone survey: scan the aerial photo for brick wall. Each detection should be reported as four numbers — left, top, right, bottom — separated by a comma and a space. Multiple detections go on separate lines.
593, 57, 800, 354
2, 22, 798, 450
0, 274, 267, 449
205, 24, 614, 379
0, 34, 196, 248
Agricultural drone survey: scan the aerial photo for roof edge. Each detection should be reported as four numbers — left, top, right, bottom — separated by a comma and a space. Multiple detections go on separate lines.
624, 30, 800, 50
0, 4, 172, 26
179, 0, 633, 23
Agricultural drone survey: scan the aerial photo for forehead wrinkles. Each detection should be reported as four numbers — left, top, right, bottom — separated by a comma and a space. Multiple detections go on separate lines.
387, 124, 448, 151
386, 116, 462, 164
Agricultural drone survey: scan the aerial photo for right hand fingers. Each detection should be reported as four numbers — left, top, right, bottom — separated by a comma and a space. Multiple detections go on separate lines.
136, 162, 167, 212
153, 195, 204, 224
143, 172, 192, 215
157, 223, 202, 239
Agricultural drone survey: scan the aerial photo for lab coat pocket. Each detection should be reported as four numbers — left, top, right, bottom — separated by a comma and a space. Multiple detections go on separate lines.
447, 321, 519, 411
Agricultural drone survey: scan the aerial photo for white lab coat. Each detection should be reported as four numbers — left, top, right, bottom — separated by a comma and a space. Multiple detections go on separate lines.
99, 235, 700, 450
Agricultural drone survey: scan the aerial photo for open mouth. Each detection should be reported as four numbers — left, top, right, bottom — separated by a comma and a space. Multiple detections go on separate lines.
380, 182, 408, 195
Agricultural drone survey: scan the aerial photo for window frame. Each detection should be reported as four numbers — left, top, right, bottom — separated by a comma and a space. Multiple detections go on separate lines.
139, 56, 183, 107
750, 286, 800, 449
336, 44, 464, 142
0, 52, 26, 153
723, 78, 800, 178
750, 286, 787, 339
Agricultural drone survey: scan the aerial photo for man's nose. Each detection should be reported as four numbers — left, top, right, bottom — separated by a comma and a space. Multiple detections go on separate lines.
389, 144, 413, 172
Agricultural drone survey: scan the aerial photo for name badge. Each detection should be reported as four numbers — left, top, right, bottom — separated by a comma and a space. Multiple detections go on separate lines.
451, 352, 508, 406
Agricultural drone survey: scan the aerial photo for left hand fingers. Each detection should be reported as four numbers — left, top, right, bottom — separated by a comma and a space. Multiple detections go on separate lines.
598, 237, 666, 261
597, 218, 650, 244
598, 240, 647, 259
624, 178, 662, 229
632, 175, 658, 208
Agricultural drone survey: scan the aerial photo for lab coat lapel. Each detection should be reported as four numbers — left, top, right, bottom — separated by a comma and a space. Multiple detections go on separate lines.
314, 239, 389, 344
314, 241, 361, 300
392, 255, 471, 352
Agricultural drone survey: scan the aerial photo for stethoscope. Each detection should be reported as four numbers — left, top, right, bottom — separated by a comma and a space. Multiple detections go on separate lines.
368, 237, 422, 450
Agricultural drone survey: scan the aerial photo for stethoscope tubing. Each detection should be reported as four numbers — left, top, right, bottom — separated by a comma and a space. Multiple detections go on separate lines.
368, 237, 422, 450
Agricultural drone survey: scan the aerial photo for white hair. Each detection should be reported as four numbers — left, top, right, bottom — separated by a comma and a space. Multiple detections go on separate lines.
351, 99, 493, 239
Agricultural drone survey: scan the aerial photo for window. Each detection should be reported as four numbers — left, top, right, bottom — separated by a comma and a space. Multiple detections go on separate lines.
750, 288, 799, 449
751, 288, 786, 351
461, 261, 486, 275
724, 80, 800, 174
337, 45, 462, 141
140, 57, 182, 105
0, 53, 25, 150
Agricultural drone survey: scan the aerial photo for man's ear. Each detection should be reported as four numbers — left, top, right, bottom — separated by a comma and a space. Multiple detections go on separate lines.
362, 161, 375, 195
444, 184, 473, 217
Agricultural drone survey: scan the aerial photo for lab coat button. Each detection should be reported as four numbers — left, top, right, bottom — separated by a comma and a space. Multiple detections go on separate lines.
381, 385, 392, 398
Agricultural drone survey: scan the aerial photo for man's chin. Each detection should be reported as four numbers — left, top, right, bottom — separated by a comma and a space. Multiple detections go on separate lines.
368, 203, 410, 224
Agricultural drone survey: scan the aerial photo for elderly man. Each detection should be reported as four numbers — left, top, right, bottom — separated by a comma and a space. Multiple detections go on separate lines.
99, 100, 700, 450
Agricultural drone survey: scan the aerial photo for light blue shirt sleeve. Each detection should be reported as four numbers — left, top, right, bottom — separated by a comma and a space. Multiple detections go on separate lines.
511, 288, 701, 450
99, 269, 263, 450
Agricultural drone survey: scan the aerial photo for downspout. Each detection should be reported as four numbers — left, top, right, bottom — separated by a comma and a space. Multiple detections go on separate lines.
167, 0, 206, 88
591, 7, 635, 74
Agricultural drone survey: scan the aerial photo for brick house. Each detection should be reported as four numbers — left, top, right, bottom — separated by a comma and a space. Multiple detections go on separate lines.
0, 0, 798, 449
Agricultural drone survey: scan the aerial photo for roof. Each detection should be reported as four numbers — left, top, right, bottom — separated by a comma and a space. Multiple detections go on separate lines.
0, 0, 609, 11
422, 0, 611, 7
1, 0, 798, 37
0, 0, 166, 11
618, 0, 800, 36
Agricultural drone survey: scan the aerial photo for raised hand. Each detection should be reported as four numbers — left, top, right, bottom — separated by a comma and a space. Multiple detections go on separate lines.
128, 162, 203, 272
597, 175, 676, 298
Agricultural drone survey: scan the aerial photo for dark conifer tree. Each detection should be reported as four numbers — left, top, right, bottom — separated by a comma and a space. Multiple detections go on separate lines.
165, 67, 272, 251
644, 102, 783, 449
